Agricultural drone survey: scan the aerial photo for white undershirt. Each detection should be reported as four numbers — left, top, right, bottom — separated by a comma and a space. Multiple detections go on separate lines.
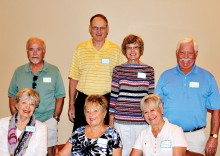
16, 129, 22, 139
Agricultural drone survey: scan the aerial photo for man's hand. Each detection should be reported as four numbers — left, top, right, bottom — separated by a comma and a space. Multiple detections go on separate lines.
205, 136, 218, 156
68, 104, 75, 123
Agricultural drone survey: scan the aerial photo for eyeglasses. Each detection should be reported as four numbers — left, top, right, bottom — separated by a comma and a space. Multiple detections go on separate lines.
126, 46, 140, 51
32, 75, 38, 89
91, 26, 106, 32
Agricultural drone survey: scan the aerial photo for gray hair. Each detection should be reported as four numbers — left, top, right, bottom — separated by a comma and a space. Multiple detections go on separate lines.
26, 37, 46, 51
176, 37, 198, 52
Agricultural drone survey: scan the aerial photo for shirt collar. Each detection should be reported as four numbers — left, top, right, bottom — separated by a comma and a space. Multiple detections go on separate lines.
146, 117, 169, 137
89, 39, 110, 51
25, 61, 49, 74
176, 64, 198, 75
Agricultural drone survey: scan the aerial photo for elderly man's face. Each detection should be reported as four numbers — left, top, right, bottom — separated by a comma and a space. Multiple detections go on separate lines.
176, 41, 197, 75
27, 40, 45, 65
89, 17, 109, 43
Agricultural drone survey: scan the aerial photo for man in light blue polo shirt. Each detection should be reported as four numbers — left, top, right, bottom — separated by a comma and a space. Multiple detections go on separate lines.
155, 37, 220, 155
8, 37, 65, 156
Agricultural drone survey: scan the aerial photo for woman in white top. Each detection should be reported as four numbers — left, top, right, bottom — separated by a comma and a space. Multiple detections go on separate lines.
130, 94, 188, 156
0, 88, 47, 156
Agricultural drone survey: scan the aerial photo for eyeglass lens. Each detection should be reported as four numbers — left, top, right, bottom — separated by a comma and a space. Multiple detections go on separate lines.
32, 75, 38, 89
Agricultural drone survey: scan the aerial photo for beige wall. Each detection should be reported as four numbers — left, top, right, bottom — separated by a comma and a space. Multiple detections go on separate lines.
1, 0, 220, 154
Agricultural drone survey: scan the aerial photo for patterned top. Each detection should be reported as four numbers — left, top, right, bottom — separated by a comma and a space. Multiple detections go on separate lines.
69, 126, 122, 156
110, 64, 154, 123
68, 39, 123, 95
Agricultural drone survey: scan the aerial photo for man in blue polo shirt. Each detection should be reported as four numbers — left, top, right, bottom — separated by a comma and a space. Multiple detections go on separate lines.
155, 37, 220, 155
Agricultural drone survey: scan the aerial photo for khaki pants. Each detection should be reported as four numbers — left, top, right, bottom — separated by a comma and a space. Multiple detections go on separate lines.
44, 117, 58, 147
184, 128, 206, 154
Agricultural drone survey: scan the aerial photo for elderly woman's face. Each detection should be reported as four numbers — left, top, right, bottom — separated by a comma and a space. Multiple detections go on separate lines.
125, 43, 141, 62
16, 96, 36, 120
143, 103, 163, 126
85, 104, 106, 127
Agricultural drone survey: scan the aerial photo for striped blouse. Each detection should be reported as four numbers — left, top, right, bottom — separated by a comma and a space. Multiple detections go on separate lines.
110, 63, 155, 124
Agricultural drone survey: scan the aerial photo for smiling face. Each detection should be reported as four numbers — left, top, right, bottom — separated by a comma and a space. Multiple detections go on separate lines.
84, 103, 106, 127
89, 17, 109, 43
176, 41, 197, 75
143, 103, 163, 126
16, 96, 36, 121
15, 88, 39, 122
27, 39, 46, 65
125, 43, 141, 63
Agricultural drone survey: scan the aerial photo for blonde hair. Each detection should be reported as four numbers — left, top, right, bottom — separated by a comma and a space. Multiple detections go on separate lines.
16, 88, 40, 108
84, 95, 108, 113
140, 94, 163, 112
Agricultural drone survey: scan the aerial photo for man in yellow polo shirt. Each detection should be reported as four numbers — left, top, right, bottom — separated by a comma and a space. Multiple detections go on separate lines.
68, 14, 123, 131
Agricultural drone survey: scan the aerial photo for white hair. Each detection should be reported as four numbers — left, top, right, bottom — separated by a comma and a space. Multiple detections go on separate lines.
176, 37, 198, 52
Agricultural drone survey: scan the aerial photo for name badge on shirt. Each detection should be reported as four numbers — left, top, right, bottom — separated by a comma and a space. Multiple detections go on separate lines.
189, 82, 199, 88
97, 138, 108, 146
160, 140, 172, 148
101, 58, 110, 64
43, 77, 51, 83
137, 72, 146, 79
25, 126, 36, 132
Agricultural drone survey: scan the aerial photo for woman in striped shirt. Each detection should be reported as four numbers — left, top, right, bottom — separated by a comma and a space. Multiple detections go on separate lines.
109, 34, 155, 156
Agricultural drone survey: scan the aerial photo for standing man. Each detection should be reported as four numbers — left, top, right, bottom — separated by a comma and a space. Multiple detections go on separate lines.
8, 37, 66, 156
155, 37, 220, 155
68, 14, 123, 132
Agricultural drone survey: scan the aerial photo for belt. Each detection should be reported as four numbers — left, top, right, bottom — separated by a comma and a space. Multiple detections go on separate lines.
184, 126, 205, 132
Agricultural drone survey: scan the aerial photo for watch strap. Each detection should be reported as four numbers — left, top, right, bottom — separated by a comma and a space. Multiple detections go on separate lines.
210, 133, 218, 138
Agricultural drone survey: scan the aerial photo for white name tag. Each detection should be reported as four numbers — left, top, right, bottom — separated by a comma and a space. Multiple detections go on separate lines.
25, 126, 36, 132
97, 138, 108, 146
43, 77, 51, 83
189, 82, 199, 88
160, 140, 172, 148
101, 58, 110, 64
137, 72, 146, 79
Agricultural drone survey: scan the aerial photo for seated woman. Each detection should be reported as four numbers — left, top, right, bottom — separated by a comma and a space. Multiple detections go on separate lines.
56, 95, 122, 156
0, 88, 47, 156
130, 94, 188, 156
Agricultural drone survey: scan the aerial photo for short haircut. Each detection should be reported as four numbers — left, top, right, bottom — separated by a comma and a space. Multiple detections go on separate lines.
90, 14, 108, 25
176, 37, 198, 52
16, 88, 40, 108
140, 94, 163, 112
121, 34, 144, 56
26, 37, 46, 50
84, 94, 108, 113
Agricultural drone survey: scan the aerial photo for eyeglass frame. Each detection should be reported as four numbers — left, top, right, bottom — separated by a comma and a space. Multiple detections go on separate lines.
126, 46, 140, 51
91, 26, 107, 32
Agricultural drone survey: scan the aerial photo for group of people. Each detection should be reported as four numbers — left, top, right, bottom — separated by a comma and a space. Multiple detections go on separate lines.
0, 13, 219, 156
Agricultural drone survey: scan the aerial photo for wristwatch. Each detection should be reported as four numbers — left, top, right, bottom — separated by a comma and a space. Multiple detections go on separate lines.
53, 115, 60, 122
210, 133, 218, 138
